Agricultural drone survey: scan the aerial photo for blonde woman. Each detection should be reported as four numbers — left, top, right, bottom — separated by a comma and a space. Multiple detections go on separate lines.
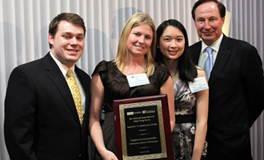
89, 13, 175, 160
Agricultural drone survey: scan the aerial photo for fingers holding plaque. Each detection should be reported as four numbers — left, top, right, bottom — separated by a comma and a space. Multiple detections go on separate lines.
114, 95, 174, 160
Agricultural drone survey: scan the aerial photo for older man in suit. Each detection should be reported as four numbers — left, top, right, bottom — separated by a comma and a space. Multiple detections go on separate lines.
4, 13, 91, 160
189, 0, 264, 159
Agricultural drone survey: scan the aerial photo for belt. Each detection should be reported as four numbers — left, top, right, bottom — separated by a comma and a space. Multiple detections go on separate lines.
176, 114, 196, 123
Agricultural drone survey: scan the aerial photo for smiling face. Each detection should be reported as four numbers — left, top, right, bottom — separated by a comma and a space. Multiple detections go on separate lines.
48, 20, 85, 68
126, 23, 153, 58
159, 25, 185, 62
194, 1, 225, 46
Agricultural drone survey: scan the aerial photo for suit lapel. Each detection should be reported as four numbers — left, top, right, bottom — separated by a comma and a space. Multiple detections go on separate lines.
43, 53, 81, 125
209, 35, 232, 89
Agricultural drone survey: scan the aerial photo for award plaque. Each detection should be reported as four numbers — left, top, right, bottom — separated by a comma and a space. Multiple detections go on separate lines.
113, 94, 174, 160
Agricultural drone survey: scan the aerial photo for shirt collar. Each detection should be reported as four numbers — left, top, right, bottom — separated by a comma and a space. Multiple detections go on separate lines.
201, 33, 223, 53
49, 51, 75, 77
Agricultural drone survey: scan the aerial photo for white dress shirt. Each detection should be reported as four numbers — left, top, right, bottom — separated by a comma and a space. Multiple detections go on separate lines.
50, 52, 86, 114
198, 34, 224, 69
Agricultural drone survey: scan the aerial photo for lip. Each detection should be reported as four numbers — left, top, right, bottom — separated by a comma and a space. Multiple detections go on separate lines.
66, 49, 79, 52
134, 45, 144, 49
202, 31, 214, 35
168, 50, 178, 55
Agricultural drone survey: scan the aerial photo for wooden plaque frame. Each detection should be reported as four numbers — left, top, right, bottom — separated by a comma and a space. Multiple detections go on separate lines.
113, 94, 174, 160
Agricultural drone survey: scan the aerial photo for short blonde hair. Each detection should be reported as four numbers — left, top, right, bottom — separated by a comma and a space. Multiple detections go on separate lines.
114, 12, 156, 77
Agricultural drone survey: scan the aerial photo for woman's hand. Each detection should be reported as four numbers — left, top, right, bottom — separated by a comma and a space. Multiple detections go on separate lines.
100, 149, 118, 160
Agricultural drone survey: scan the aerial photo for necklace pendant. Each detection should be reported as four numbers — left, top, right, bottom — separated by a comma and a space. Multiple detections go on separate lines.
170, 70, 178, 77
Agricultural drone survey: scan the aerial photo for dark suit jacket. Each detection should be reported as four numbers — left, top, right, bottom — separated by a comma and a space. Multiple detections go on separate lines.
190, 35, 264, 160
4, 53, 91, 160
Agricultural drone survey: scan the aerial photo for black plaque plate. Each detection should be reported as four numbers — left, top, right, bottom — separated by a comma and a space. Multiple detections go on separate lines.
114, 94, 174, 160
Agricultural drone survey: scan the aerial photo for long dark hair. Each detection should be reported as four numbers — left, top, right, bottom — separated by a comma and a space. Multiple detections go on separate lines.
155, 19, 197, 82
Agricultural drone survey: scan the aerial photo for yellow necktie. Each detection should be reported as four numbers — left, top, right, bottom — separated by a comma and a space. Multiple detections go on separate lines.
66, 69, 83, 125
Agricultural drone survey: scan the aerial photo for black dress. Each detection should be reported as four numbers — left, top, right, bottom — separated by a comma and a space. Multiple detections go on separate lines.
172, 79, 207, 160
92, 60, 170, 159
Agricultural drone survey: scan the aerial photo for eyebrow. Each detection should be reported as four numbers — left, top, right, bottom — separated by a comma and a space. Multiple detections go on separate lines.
163, 35, 183, 38
62, 32, 84, 36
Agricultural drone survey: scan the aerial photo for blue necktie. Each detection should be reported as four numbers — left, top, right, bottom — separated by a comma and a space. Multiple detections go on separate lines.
204, 47, 214, 79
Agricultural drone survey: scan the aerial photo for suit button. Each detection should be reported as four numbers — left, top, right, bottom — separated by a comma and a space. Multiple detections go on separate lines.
79, 154, 82, 157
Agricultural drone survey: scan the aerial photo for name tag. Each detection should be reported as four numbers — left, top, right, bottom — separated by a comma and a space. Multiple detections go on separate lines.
127, 73, 150, 88
188, 77, 209, 93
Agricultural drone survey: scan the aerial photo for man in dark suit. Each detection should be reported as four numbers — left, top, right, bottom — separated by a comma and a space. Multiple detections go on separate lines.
4, 13, 91, 160
189, 0, 264, 159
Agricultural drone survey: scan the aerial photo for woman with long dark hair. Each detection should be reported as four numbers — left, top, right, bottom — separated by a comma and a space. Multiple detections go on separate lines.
155, 19, 208, 160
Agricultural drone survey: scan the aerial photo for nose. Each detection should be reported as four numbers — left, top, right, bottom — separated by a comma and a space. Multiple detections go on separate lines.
70, 37, 78, 45
204, 20, 211, 29
138, 36, 145, 43
170, 39, 177, 48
